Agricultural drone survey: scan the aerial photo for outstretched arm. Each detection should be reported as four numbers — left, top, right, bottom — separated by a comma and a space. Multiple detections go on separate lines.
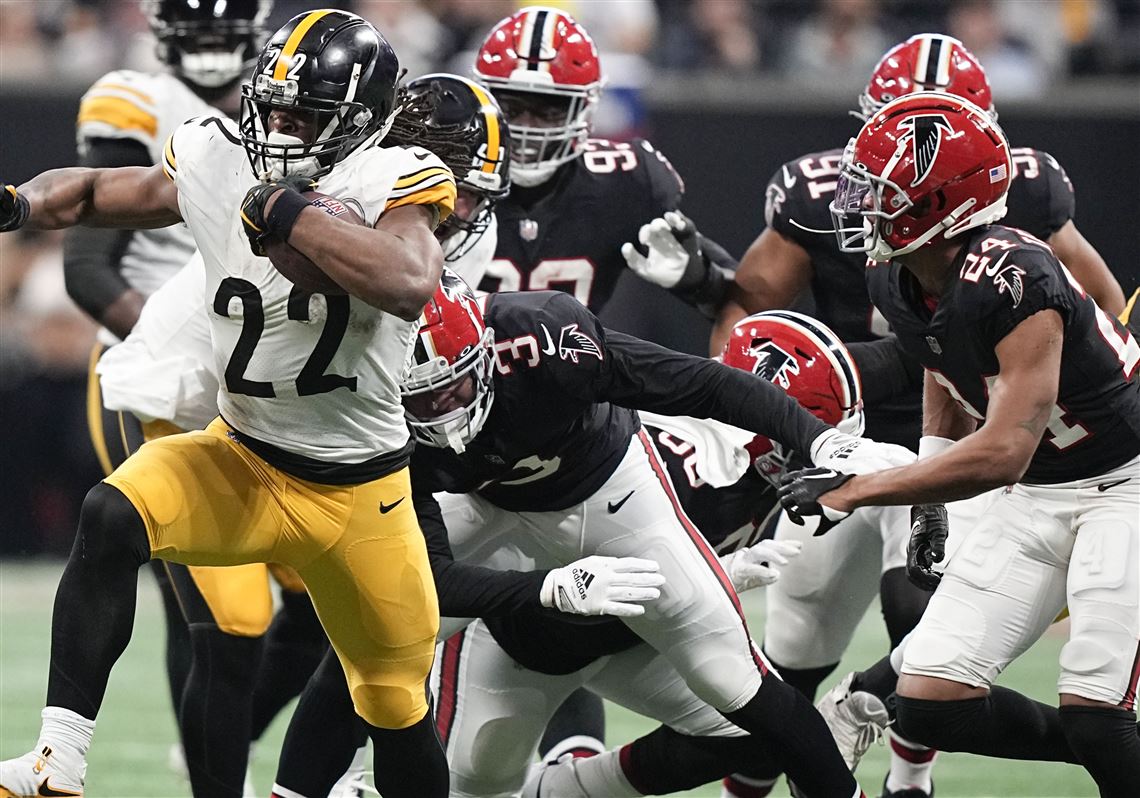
8, 164, 180, 231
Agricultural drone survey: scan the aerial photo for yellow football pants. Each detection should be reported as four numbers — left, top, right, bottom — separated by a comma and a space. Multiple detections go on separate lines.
103, 418, 439, 729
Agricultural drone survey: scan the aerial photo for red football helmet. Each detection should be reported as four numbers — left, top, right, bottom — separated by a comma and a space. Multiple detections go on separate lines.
859, 34, 995, 120
402, 269, 495, 452
832, 92, 1011, 261
474, 6, 602, 185
721, 310, 863, 481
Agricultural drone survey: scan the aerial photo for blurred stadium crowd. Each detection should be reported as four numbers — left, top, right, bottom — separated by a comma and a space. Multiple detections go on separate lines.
0, 0, 1137, 555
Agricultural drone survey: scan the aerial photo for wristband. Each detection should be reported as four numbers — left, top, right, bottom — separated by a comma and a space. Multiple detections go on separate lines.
0, 187, 30, 233
917, 435, 954, 460
265, 189, 312, 243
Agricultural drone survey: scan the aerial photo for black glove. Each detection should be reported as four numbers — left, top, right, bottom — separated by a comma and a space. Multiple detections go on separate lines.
240, 175, 317, 256
0, 183, 31, 233
777, 467, 855, 536
907, 504, 949, 590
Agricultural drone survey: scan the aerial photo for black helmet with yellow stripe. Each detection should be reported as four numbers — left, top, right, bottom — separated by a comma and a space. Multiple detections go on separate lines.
239, 9, 400, 180
387, 74, 511, 261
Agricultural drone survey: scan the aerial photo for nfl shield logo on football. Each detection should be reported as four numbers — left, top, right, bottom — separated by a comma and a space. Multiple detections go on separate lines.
926, 335, 942, 355
519, 219, 539, 241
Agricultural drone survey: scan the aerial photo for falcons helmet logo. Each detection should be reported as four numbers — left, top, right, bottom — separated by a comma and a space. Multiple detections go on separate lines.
897, 114, 954, 187
558, 323, 604, 363
747, 341, 801, 389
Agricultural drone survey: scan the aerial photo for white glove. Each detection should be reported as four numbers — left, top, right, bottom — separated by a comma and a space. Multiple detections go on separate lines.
720, 538, 803, 592
540, 556, 666, 618
809, 428, 916, 475
621, 211, 699, 289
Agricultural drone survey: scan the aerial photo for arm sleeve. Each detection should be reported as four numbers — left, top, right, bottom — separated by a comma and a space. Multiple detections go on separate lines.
846, 335, 923, 405
413, 480, 549, 619
673, 233, 737, 319
62, 137, 150, 321
638, 139, 685, 212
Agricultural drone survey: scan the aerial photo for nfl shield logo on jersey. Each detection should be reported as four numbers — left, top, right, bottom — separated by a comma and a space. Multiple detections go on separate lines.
926, 335, 942, 354
519, 219, 539, 241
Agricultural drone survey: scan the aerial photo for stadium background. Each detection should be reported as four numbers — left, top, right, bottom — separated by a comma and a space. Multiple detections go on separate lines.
0, 1, 1135, 795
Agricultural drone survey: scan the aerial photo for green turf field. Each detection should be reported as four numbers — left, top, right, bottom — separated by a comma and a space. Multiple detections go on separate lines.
0, 561, 1096, 797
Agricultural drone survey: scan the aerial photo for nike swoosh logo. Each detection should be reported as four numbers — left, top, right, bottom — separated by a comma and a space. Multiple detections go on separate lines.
608, 490, 635, 514
379, 497, 405, 514
413, 150, 430, 161
802, 470, 840, 480
539, 323, 556, 355
1097, 478, 1131, 492
782, 165, 797, 189
37, 778, 83, 797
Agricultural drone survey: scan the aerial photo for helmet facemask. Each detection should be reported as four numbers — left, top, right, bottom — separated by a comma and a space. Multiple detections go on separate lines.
401, 325, 496, 453
147, 0, 270, 90
490, 85, 597, 186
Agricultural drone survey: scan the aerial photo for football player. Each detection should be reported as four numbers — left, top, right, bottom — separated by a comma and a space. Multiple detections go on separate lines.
0, 10, 460, 798
626, 33, 1129, 798
473, 6, 733, 317
270, 270, 920, 798
781, 92, 1140, 797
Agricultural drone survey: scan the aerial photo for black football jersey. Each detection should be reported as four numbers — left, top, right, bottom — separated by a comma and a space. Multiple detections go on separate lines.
481, 138, 685, 314
765, 145, 1078, 448
866, 225, 1140, 485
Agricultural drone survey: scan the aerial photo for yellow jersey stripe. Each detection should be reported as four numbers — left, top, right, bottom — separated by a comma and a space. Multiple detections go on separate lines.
78, 96, 157, 137
89, 82, 154, 106
162, 135, 178, 173
385, 183, 456, 219
467, 82, 500, 174
274, 10, 332, 80
85, 344, 114, 477
1121, 287, 1139, 326
389, 175, 454, 199
393, 166, 452, 189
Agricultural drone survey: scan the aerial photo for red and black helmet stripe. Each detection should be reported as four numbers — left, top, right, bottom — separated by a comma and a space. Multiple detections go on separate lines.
526, 9, 549, 69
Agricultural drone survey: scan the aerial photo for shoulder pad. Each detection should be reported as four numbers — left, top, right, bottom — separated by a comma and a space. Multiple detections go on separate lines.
78, 70, 161, 145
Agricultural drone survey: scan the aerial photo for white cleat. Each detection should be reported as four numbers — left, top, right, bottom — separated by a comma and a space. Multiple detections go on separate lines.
816, 672, 890, 771
0, 747, 85, 798
522, 753, 590, 798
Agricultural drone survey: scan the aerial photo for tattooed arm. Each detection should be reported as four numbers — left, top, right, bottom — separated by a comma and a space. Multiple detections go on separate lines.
812, 310, 1063, 509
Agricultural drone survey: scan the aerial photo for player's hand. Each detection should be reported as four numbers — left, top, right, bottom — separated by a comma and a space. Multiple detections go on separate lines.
907, 504, 948, 590
777, 467, 854, 535
809, 428, 916, 475
240, 175, 317, 256
622, 211, 705, 291
540, 555, 665, 618
720, 538, 803, 592
0, 183, 30, 233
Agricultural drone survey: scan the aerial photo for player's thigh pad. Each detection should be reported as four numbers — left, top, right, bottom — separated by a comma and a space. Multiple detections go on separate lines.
901, 486, 1071, 687
1059, 459, 1140, 705
176, 562, 274, 637
763, 508, 882, 669
547, 429, 765, 712
296, 464, 439, 729
589, 644, 747, 738
432, 620, 586, 797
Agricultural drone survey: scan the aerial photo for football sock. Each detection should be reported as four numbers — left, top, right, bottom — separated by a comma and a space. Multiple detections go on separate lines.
723, 675, 860, 798
1058, 705, 1140, 797
274, 650, 366, 797
885, 729, 936, 794
721, 773, 778, 798
895, 688, 1079, 762
851, 654, 900, 707
369, 709, 449, 798
879, 567, 932, 649
249, 588, 328, 741
617, 725, 781, 795
759, 652, 838, 702
46, 483, 151, 718
148, 560, 192, 724
36, 707, 95, 766
539, 687, 606, 760
179, 627, 264, 798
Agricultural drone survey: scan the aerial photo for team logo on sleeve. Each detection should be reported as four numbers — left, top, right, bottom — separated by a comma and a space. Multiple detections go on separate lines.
897, 114, 953, 187
558, 323, 603, 363
747, 341, 801, 389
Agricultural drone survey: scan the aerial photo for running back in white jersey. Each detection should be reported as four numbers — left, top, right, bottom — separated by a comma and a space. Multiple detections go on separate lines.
164, 115, 456, 464
77, 70, 218, 300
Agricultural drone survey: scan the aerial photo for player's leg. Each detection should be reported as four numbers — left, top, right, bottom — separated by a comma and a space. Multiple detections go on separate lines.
538, 689, 607, 762
526, 430, 860, 798
894, 485, 1079, 763
285, 465, 446, 798
1056, 461, 1140, 795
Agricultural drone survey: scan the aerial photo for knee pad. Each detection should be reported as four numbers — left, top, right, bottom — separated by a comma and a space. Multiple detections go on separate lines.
76, 483, 151, 566
352, 682, 428, 730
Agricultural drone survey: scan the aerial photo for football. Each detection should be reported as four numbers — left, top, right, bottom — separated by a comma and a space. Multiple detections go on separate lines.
263, 191, 363, 295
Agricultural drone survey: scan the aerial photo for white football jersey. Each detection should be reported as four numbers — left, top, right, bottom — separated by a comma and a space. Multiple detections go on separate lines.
77, 70, 216, 301
165, 116, 456, 464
